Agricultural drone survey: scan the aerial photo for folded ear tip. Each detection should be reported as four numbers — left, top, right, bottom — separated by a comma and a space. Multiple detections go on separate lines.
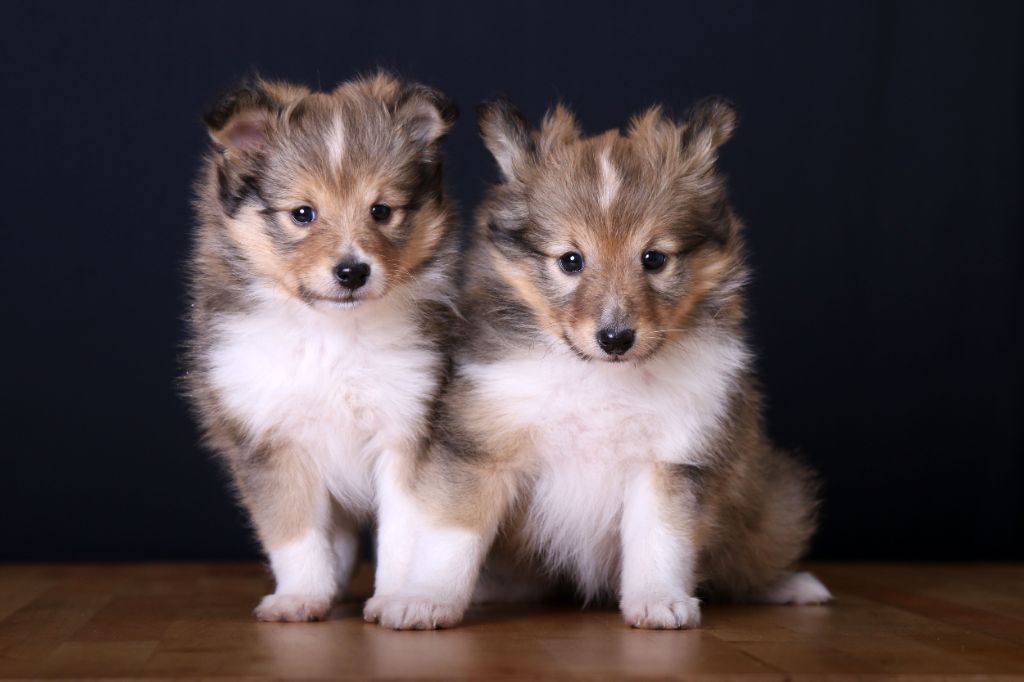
475, 99, 503, 124
692, 95, 738, 120
684, 95, 739, 149
476, 97, 527, 133
203, 83, 267, 132
201, 109, 222, 132
239, 66, 263, 88
397, 82, 458, 134
202, 90, 241, 132
475, 101, 496, 133
704, 95, 737, 110
433, 89, 459, 125
203, 83, 276, 154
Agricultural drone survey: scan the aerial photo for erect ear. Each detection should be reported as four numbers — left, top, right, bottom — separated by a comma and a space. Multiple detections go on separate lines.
395, 83, 458, 151
679, 96, 738, 166
477, 98, 536, 183
538, 103, 580, 156
203, 80, 286, 156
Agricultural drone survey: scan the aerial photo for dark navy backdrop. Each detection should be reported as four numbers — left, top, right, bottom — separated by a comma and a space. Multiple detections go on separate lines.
1, 1, 1020, 560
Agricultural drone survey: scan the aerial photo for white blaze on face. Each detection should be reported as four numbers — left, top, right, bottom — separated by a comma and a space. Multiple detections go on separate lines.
327, 115, 347, 169
597, 147, 621, 210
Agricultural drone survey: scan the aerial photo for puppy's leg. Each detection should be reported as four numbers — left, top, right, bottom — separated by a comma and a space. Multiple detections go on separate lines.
372, 448, 420, 598
619, 463, 701, 629
233, 443, 337, 622
367, 521, 491, 629
330, 499, 360, 599
365, 458, 517, 630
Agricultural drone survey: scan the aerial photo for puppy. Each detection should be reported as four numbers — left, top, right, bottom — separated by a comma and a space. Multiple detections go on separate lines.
365, 98, 830, 630
184, 73, 458, 621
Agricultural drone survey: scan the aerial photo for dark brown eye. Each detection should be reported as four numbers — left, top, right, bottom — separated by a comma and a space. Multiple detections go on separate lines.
370, 204, 392, 223
290, 206, 316, 225
642, 250, 667, 272
558, 252, 584, 273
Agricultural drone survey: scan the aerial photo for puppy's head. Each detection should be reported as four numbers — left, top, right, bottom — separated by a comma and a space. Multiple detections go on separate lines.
203, 73, 457, 310
477, 98, 746, 363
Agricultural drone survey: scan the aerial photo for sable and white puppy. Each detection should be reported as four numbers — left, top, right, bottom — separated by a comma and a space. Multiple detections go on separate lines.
365, 98, 831, 630
184, 73, 458, 621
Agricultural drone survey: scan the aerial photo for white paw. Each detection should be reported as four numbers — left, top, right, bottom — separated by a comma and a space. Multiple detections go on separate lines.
254, 593, 332, 622
621, 595, 701, 629
364, 594, 465, 630
758, 571, 833, 605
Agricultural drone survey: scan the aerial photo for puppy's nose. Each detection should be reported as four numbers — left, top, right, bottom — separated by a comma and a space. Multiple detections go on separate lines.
334, 261, 371, 290
597, 327, 635, 355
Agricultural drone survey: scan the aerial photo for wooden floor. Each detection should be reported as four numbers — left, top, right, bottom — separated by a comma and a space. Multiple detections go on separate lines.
1, 563, 1022, 680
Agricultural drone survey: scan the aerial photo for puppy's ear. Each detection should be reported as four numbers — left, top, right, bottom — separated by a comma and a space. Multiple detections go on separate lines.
477, 98, 536, 183
680, 96, 738, 167
396, 83, 458, 150
538, 103, 580, 155
203, 80, 303, 215
203, 80, 288, 156
202, 78, 307, 155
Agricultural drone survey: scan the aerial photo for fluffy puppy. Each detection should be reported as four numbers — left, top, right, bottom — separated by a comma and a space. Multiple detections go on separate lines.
184, 73, 458, 621
365, 97, 830, 630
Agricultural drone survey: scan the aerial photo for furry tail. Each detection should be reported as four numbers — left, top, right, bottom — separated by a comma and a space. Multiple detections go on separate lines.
702, 450, 827, 602
754, 570, 832, 605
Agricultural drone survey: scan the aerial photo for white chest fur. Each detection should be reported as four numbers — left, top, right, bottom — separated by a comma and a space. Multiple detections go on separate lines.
206, 292, 442, 513
464, 334, 748, 596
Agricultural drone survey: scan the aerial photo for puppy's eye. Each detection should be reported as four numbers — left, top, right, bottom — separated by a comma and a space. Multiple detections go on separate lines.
642, 250, 668, 272
370, 204, 392, 223
558, 252, 585, 274
290, 206, 316, 225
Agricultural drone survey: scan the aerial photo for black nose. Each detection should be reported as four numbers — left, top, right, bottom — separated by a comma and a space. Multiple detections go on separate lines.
597, 328, 635, 355
334, 261, 370, 290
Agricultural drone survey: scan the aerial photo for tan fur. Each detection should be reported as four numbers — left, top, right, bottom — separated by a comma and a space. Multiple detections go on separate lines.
230, 439, 327, 547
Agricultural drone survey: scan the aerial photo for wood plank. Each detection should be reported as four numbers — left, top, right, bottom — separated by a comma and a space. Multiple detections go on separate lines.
819, 564, 1024, 645
0, 563, 1020, 680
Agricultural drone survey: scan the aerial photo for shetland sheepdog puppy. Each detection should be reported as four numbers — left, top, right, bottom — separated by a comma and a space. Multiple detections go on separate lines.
184, 73, 458, 621
365, 97, 831, 630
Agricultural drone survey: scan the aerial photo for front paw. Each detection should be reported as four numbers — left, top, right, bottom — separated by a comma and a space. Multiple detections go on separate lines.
364, 594, 465, 630
254, 593, 332, 622
621, 595, 701, 629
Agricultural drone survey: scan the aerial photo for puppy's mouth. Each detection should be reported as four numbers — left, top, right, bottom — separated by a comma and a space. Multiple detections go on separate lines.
300, 286, 375, 310
595, 351, 643, 364
314, 297, 363, 309
561, 332, 662, 365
